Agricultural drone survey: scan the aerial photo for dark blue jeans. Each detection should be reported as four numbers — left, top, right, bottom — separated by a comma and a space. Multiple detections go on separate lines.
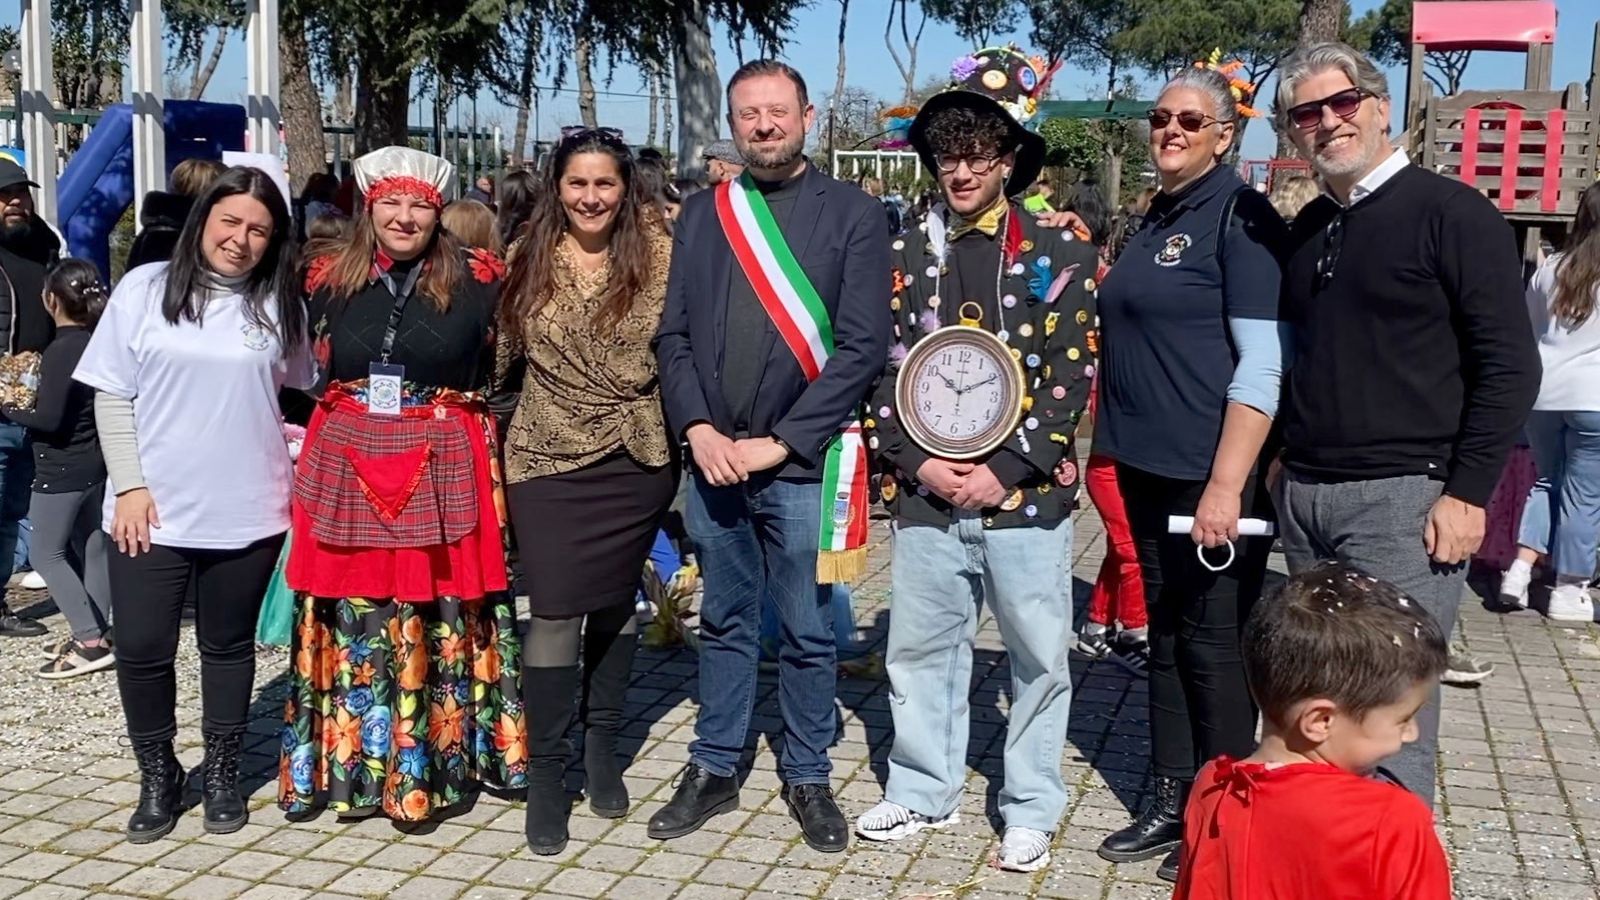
686, 472, 836, 785
0, 423, 33, 588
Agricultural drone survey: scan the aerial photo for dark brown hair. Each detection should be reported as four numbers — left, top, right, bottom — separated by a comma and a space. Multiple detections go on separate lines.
45, 258, 107, 329
502, 130, 657, 335
922, 105, 1015, 161
1553, 183, 1600, 327
1244, 562, 1447, 725
726, 59, 808, 113
314, 207, 463, 311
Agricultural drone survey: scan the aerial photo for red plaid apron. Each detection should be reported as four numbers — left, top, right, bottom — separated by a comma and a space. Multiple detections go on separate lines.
295, 388, 481, 549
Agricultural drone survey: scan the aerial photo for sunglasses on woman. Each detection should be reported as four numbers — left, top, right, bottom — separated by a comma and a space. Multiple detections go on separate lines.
1286, 88, 1375, 130
1145, 109, 1222, 133
559, 125, 628, 147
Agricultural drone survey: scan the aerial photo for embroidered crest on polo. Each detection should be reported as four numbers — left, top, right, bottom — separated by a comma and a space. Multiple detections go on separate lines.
1156, 234, 1193, 267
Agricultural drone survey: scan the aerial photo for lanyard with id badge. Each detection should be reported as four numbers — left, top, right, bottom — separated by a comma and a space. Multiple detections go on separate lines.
368, 263, 423, 416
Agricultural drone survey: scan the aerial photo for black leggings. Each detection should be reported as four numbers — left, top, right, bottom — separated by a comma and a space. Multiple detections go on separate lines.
109, 534, 284, 743
1116, 464, 1270, 781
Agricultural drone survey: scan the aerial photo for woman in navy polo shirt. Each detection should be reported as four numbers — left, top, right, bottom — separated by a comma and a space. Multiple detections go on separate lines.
1091, 66, 1287, 882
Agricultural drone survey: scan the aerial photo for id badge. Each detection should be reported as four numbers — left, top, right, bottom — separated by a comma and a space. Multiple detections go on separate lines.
368, 362, 405, 416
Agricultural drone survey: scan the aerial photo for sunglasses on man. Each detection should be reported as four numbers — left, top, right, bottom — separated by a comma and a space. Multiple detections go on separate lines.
1286, 88, 1377, 130
1144, 109, 1225, 133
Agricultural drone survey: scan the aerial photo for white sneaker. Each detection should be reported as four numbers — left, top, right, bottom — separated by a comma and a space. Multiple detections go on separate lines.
854, 801, 958, 842
14, 570, 44, 591
1546, 584, 1595, 623
996, 826, 1052, 872
1498, 563, 1532, 609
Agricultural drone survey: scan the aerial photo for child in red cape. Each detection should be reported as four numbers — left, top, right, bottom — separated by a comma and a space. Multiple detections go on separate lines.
1173, 562, 1452, 900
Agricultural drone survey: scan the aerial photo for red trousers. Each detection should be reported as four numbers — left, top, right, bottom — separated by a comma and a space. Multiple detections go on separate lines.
1085, 453, 1148, 629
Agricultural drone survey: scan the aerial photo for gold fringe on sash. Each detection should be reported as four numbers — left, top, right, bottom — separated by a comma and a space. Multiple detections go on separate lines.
816, 546, 868, 585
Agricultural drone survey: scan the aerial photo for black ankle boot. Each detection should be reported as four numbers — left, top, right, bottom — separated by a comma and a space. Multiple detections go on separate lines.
127, 740, 184, 843
1097, 775, 1189, 863
201, 730, 247, 834
523, 665, 579, 855
582, 627, 636, 818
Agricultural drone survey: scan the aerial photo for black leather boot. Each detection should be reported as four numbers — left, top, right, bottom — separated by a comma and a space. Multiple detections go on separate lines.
1097, 776, 1189, 863
523, 665, 579, 855
1157, 844, 1182, 882
126, 740, 184, 843
201, 729, 247, 834
581, 625, 636, 818
782, 783, 848, 852
647, 764, 740, 840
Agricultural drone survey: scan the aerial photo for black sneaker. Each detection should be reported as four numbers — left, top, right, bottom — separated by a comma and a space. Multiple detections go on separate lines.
1110, 631, 1150, 677
1074, 628, 1112, 659
0, 605, 46, 638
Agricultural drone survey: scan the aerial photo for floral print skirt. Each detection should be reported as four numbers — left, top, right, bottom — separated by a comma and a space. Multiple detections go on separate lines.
277, 592, 527, 821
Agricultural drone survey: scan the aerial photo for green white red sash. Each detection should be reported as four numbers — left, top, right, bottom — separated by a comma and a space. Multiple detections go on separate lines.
716, 172, 868, 584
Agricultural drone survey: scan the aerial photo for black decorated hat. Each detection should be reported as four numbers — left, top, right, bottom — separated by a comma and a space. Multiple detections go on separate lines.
909, 46, 1057, 197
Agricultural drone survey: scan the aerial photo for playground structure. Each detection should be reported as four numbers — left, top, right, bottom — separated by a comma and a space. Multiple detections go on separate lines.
1403, 0, 1600, 260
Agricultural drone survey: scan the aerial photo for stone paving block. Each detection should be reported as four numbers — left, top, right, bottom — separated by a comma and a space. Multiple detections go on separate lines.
165, 874, 255, 900
234, 886, 313, 900
575, 842, 646, 873
607, 875, 683, 900
210, 849, 291, 881
0, 851, 78, 881
697, 858, 770, 888
543, 867, 620, 896
322, 863, 413, 897
757, 865, 830, 896
158, 843, 239, 873
10, 888, 89, 900
821, 873, 894, 898
457, 888, 531, 900
483, 858, 559, 890
48, 860, 136, 890
385, 875, 466, 900
106, 866, 191, 896
635, 849, 707, 880
1037, 872, 1111, 899
672, 886, 747, 900
266, 859, 349, 890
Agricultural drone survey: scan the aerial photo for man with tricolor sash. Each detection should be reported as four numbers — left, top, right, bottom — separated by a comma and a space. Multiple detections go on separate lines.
854, 47, 1098, 873
651, 59, 890, 852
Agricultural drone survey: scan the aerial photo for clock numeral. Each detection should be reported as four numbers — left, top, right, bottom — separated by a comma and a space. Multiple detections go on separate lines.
920, 399, 933, 413
922, 363, 940, 378
989, 390, 1000, 403
939, 352, 953, 366
958, 349, 973, 363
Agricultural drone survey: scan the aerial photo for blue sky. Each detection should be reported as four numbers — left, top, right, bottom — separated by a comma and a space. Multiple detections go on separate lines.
4, 0, 1596, 161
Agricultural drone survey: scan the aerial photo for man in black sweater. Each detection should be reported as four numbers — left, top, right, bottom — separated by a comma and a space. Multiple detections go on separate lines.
1273, 43, 1539, 807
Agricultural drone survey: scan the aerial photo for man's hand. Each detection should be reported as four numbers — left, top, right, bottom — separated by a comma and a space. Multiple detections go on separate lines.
734, 437, 789, 474
686, 423, 748, 486
951, 464, 1006, 511
1424, 494, 1485, 565
916, 458, 974, 503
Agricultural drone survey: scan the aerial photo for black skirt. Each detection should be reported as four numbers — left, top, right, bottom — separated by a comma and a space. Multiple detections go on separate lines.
507, 451, 677, 618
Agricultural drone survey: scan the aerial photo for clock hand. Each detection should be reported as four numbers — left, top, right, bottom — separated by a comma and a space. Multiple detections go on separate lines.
937, 372, 960, 391
957, 373, 1000, 395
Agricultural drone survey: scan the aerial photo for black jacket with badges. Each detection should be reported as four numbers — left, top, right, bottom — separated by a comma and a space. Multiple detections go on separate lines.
866, 202, 1098, 528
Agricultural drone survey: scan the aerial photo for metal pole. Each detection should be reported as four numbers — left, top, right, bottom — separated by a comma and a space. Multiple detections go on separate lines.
245, 0, 281, 156
129, 0, 166, 227
19, 0, 59, 226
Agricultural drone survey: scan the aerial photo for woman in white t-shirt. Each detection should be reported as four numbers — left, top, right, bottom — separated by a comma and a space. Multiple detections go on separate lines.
74, 166, 313, 844
1502, 183, 1600, 623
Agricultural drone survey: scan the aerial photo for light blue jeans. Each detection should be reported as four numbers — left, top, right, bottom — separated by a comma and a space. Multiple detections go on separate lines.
1518, 410, 1600, 580
884, 514, 1074, 832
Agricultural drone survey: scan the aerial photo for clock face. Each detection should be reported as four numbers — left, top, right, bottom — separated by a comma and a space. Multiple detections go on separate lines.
895, 326, 1025, 459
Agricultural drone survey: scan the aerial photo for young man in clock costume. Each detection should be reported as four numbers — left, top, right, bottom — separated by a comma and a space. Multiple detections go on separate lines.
855, 47, 1099, 872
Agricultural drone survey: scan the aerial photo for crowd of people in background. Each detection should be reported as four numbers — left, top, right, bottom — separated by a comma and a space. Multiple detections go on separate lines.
0, 33, 1594, 900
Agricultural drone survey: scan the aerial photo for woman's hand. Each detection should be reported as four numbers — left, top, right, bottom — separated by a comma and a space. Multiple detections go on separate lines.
113, 488, 160, 557
1191, 481, 1241, 549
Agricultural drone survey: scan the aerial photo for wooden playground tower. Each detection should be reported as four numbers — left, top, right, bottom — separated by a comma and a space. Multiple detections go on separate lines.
1403, 0, 1600, 261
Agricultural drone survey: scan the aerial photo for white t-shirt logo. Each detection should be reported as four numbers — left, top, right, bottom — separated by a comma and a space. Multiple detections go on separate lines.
241, 322, 271, 352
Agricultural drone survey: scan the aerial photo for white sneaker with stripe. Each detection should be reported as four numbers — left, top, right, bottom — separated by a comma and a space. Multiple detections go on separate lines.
854, 801, 959, 842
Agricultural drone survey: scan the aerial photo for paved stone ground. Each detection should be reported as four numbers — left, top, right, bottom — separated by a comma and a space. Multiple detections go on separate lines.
0, 502, 1595, 900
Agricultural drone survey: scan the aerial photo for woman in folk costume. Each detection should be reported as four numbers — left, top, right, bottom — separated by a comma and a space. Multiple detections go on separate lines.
277, 147, 526, 822
496, 128, 676, 854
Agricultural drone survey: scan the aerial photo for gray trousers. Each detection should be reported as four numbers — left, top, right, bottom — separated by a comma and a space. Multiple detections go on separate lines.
1275, 473, 1466, 809
29, 486, 111, 641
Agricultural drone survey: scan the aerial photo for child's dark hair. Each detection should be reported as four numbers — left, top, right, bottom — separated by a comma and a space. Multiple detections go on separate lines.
1244, 562, 1448, 725
44, 258, 108, 329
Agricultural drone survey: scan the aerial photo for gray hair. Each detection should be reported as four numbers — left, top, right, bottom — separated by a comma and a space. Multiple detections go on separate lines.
1274, 42, 1390, 132
1159, 67, 1242, 126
